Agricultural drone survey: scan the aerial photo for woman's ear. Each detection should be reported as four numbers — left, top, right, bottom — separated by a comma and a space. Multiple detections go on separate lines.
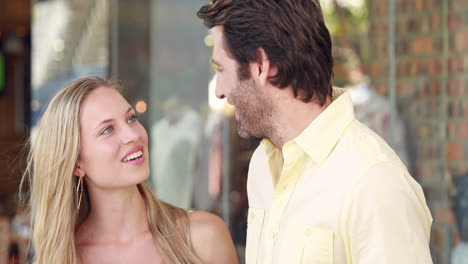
73, 164, 85, 177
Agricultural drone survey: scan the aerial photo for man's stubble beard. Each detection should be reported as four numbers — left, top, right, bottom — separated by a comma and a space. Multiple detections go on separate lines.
233, 78, 274, 139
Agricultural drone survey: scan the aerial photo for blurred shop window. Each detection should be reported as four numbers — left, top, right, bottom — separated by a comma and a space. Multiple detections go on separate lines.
192, 75, 235, 213
150, 97, 202, 209
32, 0, 109, 124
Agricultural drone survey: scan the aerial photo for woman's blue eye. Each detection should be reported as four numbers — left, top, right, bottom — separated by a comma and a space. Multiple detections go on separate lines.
102, 126, 113, 135
128, 115, 138, 123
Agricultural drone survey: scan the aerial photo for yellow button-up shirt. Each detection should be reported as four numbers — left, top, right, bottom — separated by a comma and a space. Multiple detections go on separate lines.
246, 88, 433, 264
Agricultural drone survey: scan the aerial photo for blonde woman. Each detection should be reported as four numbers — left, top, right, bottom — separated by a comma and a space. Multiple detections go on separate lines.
21, 76, 238, 264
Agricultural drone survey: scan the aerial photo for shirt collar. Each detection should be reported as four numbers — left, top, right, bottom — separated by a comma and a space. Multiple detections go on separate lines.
261, 87, 355, 165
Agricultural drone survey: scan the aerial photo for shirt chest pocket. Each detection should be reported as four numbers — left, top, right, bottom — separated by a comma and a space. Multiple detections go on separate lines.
280, 220, 334, 264
246, 208, 265, 264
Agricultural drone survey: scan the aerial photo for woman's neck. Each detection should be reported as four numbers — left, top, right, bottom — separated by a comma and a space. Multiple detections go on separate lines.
77, 185, 151, 245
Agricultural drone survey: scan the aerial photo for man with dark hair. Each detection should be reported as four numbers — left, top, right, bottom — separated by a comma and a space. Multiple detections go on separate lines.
198, 1, 433, 263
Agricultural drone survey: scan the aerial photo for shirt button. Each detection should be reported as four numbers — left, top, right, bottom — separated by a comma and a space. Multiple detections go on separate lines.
271, 231, 278, 240
249, 212, 255, 221
358, 134, 368, 141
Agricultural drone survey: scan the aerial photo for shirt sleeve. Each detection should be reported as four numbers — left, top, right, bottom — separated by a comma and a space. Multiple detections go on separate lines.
342, 162, 433, 264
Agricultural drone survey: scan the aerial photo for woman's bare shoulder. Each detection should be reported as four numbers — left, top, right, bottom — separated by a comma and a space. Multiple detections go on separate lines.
188, 211, 239, 264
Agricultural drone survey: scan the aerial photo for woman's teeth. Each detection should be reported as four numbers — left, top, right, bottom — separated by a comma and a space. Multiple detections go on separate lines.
123, 150, 143, 162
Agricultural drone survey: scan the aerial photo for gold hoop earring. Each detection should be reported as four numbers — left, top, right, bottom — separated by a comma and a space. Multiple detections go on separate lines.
76, 176, 84, 212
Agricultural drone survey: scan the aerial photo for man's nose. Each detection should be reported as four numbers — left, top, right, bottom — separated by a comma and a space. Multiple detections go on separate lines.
215, 81, 226, 99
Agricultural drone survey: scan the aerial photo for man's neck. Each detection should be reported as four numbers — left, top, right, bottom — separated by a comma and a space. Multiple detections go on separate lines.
268, 95, 331, 148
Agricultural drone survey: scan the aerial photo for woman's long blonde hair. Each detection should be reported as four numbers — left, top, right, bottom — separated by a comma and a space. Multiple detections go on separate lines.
21, 76, 202, 264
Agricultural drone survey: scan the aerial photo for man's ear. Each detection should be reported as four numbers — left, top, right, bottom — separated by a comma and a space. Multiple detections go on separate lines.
252, 47, 278, 87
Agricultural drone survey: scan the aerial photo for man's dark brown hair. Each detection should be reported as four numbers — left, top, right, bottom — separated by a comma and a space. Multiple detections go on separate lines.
197, 0, 334, 105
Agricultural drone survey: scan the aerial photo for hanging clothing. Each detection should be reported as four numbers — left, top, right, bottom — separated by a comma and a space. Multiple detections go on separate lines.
151, 107, 201, 209
192, 111, 226, 212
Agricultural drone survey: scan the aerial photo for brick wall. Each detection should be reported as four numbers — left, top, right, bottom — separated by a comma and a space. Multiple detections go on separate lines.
368, 0, 468, 263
